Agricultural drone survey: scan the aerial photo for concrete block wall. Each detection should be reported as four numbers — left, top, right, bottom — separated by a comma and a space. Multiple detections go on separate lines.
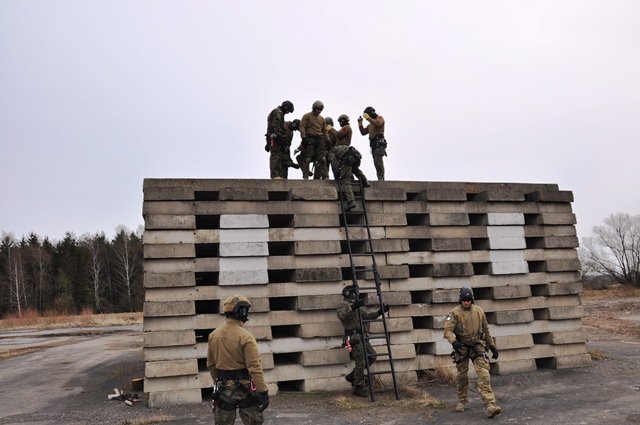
142, 179, 589, 406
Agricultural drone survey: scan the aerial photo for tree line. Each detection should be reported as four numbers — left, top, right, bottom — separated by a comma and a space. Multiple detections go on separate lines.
0, 227, 143, 318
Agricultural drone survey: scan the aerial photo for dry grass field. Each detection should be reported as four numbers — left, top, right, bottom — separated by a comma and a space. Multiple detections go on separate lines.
0, 309, 142, 330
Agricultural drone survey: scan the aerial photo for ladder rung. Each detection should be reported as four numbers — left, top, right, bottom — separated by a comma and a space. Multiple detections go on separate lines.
351, 252, 373, 257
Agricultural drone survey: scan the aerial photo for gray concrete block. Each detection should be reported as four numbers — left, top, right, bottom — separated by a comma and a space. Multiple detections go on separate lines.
219, 270, 269, 285
371, 239, 410, 252
490, 261, 529, 275
490, 250, 525, 262
475, 189, 525, 202
148, 388, 202, 407
290, 187, 337, 200
364, 187, 406, 200
144, 301, 195, 317
433, 263, 473, 277
299, 322, 343, 338
493, 334, 533, 349
546, 259, 581, 272
491, 309, 534, 324
421, 188, 467, 201
220, 241, 268, 257
366, 265, 410, 279
526, 190, 574, 203
535, 306, 584, 320
219, 228, 269, 243
145, 359, 198, 378
543, 236, 579, 248
491, 285, 531, 299
293, 214, 340, 227
298, 294, 342, 310
490, 359, 537, 375
488, 237, 526, 250
144, 272, 195, 288
538, 330, 587, 345
487, 213, 525, 225
546, 281, 583, 296
220, 214, 269, 228
432, 238, 472, 251
295, 240, 341, 255
367, 214, 408, 226
295, 268, 342, 282
539, 213, 577, 225
301, 348, 350, 366
488, 226, 524, 238
144, 186, 194, 201
429, 289, 459, 303
145, 215, 196, 230
220, 187, 269, 201
144, 331, 196, 347
429, 213, 469, 226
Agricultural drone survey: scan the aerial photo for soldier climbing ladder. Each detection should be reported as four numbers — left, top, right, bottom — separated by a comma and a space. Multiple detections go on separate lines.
337, 180, 400, 402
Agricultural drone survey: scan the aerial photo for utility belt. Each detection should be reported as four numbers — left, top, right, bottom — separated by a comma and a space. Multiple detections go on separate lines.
451, 342, 487, 364
217, 368, 250, 381
213, 369, 258, 411
302, 135, 322, 146
369, 135, 387, 149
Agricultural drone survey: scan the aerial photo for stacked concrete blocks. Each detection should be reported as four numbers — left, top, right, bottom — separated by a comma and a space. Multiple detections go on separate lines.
142, 179, 589, 406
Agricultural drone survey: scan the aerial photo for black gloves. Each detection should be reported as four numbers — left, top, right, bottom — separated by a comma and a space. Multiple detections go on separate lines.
350, 299, 364, 310
264, 143, 270, 152
489, 345, 499, 360
378, 303, 390, 315
256, 391, 269, 411
452, 341, 463, 352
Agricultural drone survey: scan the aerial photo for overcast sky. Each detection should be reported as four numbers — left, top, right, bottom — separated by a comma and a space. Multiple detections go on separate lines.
1, 1, 638, 242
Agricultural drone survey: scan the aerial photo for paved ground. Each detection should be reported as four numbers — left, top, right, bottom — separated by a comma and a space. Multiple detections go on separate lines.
1, 319, 639, 424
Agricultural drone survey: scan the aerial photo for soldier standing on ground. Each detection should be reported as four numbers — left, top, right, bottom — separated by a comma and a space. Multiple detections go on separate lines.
266, 100, 296, 179
443, 287, 502, 418
333, 144, 369, 211
207, 295, 269, 425
299, 100, 329, 179
337, 285, 388, 397
357, 106, 387, 181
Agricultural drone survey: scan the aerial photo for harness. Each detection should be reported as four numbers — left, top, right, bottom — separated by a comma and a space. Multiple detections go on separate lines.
213, 369, 258, 410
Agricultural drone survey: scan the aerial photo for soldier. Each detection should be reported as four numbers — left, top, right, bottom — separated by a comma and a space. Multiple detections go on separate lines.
299, 100, 329, 179
207, 295, 269, 425
357, 106, 387, 181
443, 287, 502, 418
271, 119, 300, 179
337, 285, 389, 397
266, 101, 295, 179
328, 114, 352, 178
334, 144, 369, 211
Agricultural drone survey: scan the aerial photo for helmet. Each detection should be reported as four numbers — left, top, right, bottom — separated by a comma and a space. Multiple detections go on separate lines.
290, 119, 301, 130
324, 117, 334, 126
342, 285, 357, 299
312, 100, 324, 111
223, 295, 251, 322
459, 287, 474, 303
363, 106, 377, 118
338, 114, 349, 125
281, 100, 294, 114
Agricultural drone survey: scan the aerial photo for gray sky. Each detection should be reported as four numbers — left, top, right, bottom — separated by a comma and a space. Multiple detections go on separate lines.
1, 1, 638, 241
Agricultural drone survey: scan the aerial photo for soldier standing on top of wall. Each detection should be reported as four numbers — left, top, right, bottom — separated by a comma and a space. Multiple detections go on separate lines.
299, 100, 329, 180
444, 286, 502, 418
324, 117, 338, 179
357, 106, 387, 181
207, 295, 269, 425
328, 114, 352, 179
266, 100, 297, 179
337, 285, 388, 397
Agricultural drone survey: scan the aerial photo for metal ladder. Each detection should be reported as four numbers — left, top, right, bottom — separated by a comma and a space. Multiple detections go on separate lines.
337, 179, 400, 401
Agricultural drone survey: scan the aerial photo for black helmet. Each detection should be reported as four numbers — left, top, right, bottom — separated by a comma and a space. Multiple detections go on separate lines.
312, 100, 324, 111
459, 286, 474, 303
338, 114, 349, 125
342, 285, 357, 299
324, 116, 334, 126
223, 294, 252, 322
290, 119, 301, 130
363, 106, 377, 118
281, 100, 294, 114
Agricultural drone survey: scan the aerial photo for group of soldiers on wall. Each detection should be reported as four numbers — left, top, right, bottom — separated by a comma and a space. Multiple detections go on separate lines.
265, 100, 387, 182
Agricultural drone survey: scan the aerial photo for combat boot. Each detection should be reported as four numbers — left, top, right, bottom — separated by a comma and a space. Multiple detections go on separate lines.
345, 201, 357, 211
486, 405, 502, 418
353, 386, 367, 397
344, 371, 354, 386
359, 177, 370, 187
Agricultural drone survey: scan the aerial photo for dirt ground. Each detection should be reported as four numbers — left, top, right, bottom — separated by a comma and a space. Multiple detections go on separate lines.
1, 286, 639, 425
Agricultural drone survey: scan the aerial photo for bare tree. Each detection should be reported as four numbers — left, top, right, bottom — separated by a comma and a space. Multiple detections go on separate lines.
2, 235, 29, 316
112, 226, 139, 312
82, 233, 106, 312
580, 213, 640, 286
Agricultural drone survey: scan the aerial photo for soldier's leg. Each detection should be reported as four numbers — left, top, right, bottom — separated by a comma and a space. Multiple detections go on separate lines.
301, 145, 315, 179
313, 148, 328, 180
238, 404, 264, 425
455, 357, 470, 405
215, 408, 237, 425
352, 166, 369, 186
373, 149, 385, 181
214, 388, 239, 425
339, 169, 355, 209
269, 149, 279, 179
472, 355, 499, 411
352, 340, 366, 389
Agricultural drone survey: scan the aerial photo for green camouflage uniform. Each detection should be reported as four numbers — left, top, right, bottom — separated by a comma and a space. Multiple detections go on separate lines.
336, 300, 380, 388
443, 304, 498, 411
207, 318, 267, 425
267, 107, 296, 179
334, 145, 367, 208
358, 115, 386, 181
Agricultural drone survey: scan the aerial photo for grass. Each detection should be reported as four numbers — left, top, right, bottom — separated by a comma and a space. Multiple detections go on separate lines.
589, 349, 607, 361
583, 286, 640, 300
0, 308, 142, 330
